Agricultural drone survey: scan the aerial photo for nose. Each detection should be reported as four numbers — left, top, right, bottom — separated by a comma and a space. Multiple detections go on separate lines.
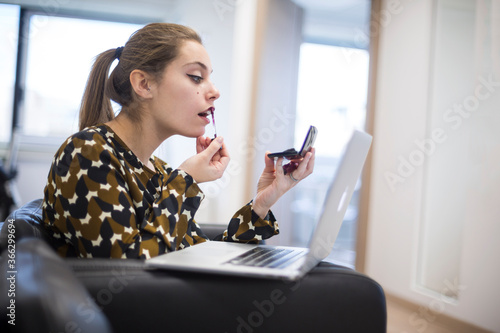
208, 81, 220, 101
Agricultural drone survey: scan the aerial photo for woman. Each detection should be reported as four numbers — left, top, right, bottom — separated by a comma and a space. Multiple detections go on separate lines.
43, 23, 315, 259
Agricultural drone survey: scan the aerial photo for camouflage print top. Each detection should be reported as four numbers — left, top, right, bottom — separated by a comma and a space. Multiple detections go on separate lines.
42, 125, 278, 259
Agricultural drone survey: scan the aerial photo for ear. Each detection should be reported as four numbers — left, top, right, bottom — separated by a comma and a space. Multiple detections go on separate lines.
129, 69, 153, 98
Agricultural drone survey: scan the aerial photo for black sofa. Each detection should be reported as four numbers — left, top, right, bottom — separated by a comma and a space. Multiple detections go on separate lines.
0, 199, 386, 333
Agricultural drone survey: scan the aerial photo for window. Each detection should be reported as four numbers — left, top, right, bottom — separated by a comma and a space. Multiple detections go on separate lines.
21, 15, 143, 139
293, 43, 369, 267
0, 4, 20, 143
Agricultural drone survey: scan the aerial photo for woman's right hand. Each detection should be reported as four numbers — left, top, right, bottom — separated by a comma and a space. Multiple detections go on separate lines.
178, 136, 230, 183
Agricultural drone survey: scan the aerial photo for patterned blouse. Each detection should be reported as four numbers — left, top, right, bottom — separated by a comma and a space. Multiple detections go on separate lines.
42, 125, 279, 259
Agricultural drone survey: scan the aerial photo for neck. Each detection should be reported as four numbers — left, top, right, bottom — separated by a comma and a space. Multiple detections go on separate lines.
106, 113, 162, 168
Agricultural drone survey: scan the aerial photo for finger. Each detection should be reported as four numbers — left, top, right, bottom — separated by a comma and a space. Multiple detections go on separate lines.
202, 136, 225, 159
205, 136, 212, 147
264, 151, 276, 171
302, 148, 315, 174
215, 142, 231, 168
196, 136, 206, 154
295, 149, 315, 178
219, 150, 230, 169
306, 148, 315, 173
294, 157, 309, 178
214, 144, 230, 178
275, 157, 285, 176
219, 141, 230, 159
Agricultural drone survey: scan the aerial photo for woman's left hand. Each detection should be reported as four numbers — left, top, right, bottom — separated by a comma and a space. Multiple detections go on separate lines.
252, 148, 315, 218
178, 136, 230, 183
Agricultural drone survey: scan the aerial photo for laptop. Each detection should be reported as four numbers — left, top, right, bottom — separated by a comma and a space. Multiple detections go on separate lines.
146, 130, 372, 280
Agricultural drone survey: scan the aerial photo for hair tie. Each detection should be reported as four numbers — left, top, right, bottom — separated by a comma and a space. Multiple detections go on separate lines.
115, 46, 124, 60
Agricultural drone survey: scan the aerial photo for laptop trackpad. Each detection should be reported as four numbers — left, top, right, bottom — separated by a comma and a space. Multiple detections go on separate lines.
173, 242, 253, 259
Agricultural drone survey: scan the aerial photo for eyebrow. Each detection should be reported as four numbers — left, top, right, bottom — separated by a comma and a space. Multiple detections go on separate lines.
184, 61, 213, 73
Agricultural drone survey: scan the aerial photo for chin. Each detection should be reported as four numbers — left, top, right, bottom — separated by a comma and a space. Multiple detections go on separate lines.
184, 128, 205, 138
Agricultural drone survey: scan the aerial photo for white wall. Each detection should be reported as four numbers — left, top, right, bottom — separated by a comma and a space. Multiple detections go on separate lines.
365, 0, 500, 331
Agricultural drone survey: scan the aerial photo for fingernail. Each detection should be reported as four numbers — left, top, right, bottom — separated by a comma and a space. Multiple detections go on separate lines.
217, 137, 223, 143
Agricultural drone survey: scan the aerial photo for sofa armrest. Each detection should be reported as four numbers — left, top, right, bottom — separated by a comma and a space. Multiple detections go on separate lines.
0, 238, 112, 333
0, 199, 53, 254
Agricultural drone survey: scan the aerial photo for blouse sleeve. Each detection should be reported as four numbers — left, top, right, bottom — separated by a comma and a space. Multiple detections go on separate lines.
221, 202, 279, 243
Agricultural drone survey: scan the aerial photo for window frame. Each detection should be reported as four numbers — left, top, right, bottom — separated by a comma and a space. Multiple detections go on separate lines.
7, 6, 154, 149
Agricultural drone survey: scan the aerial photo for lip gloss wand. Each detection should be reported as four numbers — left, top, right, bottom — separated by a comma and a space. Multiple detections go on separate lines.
211, 110, 217, 140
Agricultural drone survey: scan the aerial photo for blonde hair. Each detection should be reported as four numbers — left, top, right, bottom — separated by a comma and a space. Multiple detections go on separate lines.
79, 23, 202, 130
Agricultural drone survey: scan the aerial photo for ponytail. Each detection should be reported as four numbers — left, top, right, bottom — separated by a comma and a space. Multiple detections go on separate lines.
79, 49, 117, 131
78, 23, 202, 131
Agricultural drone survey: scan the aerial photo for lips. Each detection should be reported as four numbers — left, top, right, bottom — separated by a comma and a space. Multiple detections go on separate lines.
198, 107, 215, 118
198, 107, 217, 138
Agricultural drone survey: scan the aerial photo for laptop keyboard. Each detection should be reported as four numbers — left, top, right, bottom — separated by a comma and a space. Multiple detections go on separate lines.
226, 247, 303, 269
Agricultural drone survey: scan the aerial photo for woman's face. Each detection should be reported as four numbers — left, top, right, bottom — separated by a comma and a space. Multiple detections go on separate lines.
148, 40, 220, 139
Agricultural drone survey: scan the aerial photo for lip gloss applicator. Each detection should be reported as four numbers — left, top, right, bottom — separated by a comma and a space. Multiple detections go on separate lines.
209, 108, 222, 150
208, 107, 217, 141
211, 110, 217, 139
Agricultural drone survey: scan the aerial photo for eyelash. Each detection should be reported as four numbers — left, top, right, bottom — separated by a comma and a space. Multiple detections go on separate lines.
187, 74, 203, 83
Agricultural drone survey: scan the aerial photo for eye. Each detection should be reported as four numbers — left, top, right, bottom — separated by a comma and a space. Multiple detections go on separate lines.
187, 74, 203, 83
